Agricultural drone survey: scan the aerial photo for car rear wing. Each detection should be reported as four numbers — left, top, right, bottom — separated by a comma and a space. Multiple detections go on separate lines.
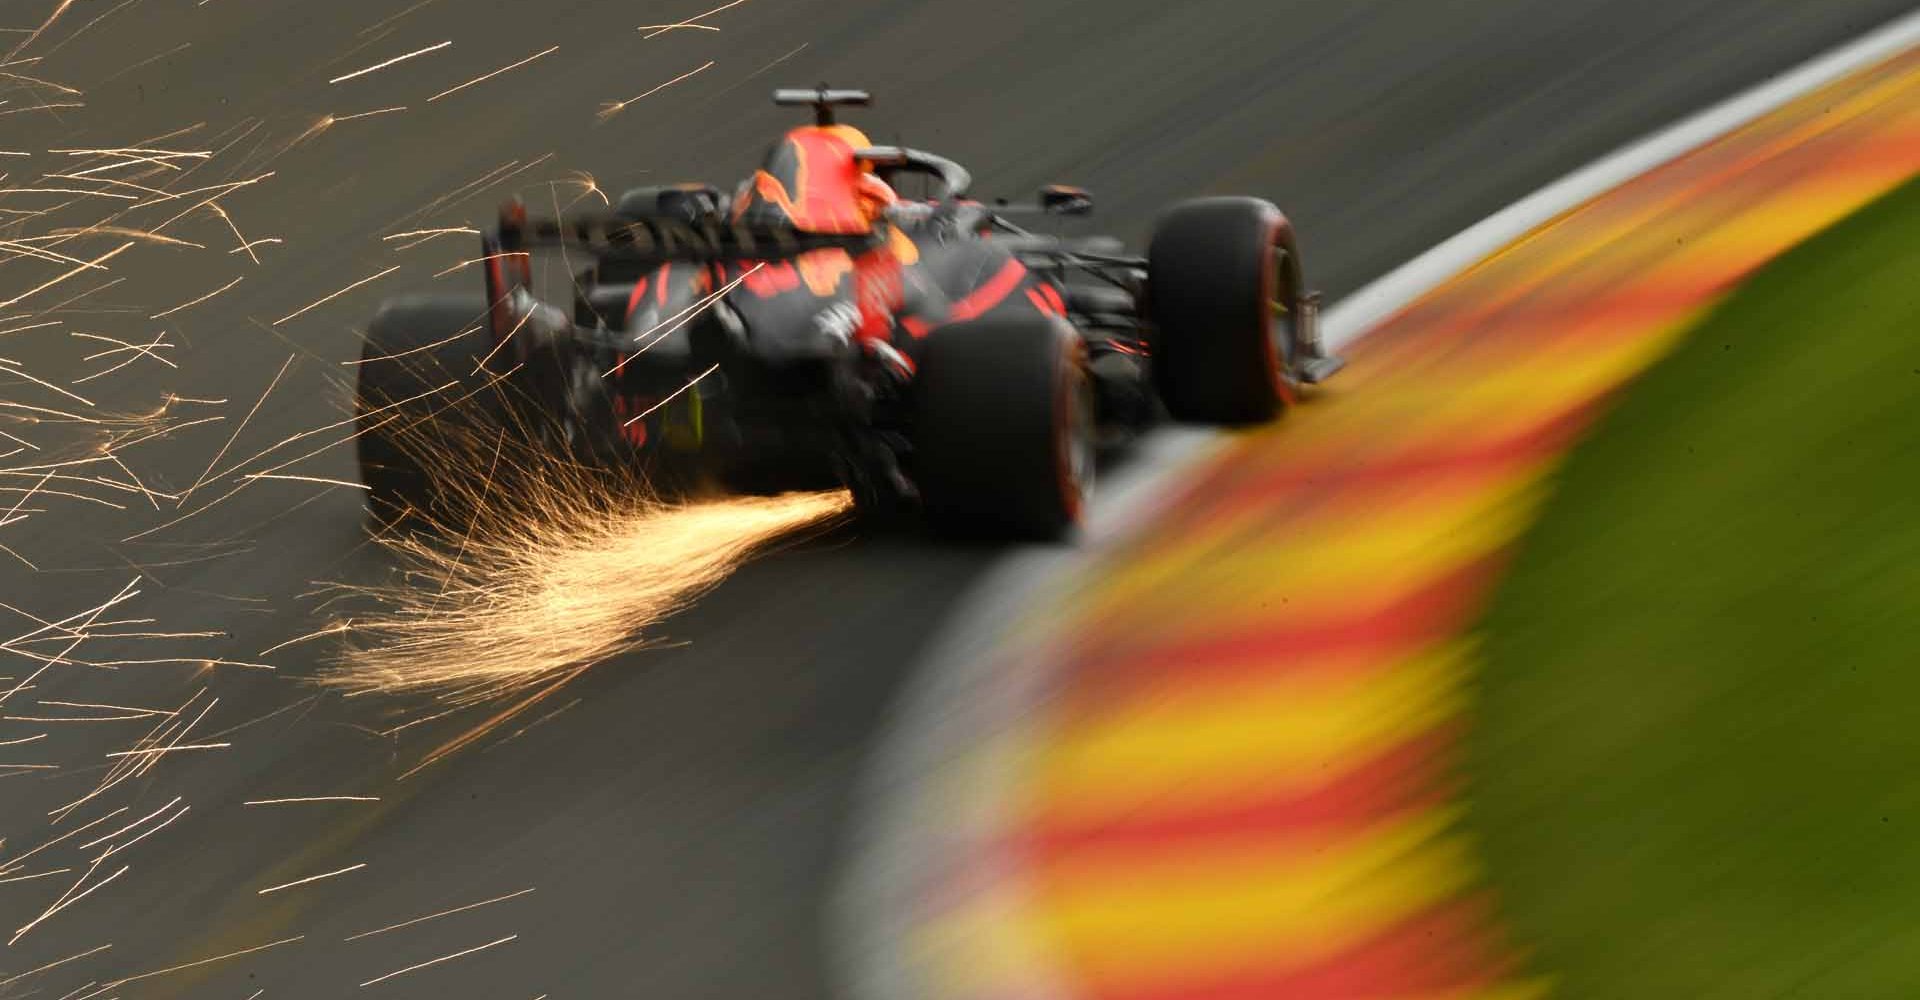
490, 200, 878, 264
478, 199, 880, 340
773, 86, 870, 125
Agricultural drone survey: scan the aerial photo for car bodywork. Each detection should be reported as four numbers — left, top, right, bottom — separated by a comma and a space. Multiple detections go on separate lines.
361, 88, 1343, 535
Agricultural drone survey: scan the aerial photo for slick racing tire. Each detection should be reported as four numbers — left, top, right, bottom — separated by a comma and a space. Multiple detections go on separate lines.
911, 317, 1094, 541
354, 294, 508, 528
1147, 196, 1304, 424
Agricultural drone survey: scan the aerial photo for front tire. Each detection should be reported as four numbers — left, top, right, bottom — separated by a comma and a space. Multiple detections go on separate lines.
1147, 196, 1304, 424
911, 317, 1093, 541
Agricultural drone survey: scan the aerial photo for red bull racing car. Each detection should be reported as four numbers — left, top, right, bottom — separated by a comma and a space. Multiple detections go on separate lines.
354, 88, 1344, 539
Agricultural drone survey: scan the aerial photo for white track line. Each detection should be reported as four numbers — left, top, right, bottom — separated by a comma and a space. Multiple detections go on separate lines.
834, 11, 1920, 1000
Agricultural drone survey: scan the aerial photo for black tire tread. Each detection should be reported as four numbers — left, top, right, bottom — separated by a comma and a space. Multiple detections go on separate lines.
1148, 196, 1286, 424
912, 317, 1085, 540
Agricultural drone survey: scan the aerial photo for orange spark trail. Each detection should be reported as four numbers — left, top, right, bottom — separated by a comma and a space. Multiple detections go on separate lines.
243, 795, 379, 806
73, 798, 182, 851
636, 23, 719, 34
639, 0, 752, 38
383, 226, 476, 242
0, 241, 133, 308
358, 934, 517, 987
328, 41, 452, 85
271, 265, 399, 325
256, 862, 367, 894
3, 0, 79, 62
343, 886, 535, 940
239, 472, 368, 490
598, 61, 715, 120
255, 620, 353, 655
327, 488, 849, 698
332, 105, 407, 122
101, 742, 229, 757
180, 352, 293, 503
150, 275, 241, 317
35, 700, 176, 717
433, 251, 522, 279
0, 868, 73, 884
346, 327, 478, 368
0, 807, 128, 869
428, 45, 558, 102
9, 860, 129, 945
622, 364, 716, 426
90, 804, 188, 861
0, 942, 110, 989
70, 935, 304, 998
603, 262, 762, 376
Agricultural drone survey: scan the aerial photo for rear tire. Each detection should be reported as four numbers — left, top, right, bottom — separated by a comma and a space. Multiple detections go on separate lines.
1147, 196, 1302, 424
354, 295, 499, 527
911, 317, 1093, 541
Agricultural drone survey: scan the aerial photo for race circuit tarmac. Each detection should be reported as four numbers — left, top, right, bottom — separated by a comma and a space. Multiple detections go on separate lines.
1, 2, 1912, 996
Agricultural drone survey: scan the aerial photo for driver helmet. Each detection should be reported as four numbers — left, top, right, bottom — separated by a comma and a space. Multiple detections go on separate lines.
820, 124, 898, 221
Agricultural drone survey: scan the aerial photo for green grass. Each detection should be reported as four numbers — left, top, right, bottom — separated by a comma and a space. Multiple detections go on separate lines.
1467, 174, 1920, 998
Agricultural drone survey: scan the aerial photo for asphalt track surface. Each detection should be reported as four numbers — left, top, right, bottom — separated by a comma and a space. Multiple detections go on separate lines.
1, 2, 1912, 997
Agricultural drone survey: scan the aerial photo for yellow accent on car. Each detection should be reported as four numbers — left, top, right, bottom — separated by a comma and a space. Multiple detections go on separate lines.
662, 387, 704, 451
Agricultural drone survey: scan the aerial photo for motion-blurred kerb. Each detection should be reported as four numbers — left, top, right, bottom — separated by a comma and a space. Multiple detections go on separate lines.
895, 39, 1920, 1000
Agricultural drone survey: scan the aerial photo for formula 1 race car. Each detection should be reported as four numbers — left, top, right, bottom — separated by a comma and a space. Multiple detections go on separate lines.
354, 87, 1343, 539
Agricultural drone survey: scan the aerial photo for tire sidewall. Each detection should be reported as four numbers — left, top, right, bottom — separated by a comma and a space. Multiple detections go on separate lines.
1147, 196, 1297, 423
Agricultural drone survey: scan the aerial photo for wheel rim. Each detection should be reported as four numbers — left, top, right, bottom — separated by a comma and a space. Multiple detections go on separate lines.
1270, 248, 1295, 370
1057, 347, 1095, 520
